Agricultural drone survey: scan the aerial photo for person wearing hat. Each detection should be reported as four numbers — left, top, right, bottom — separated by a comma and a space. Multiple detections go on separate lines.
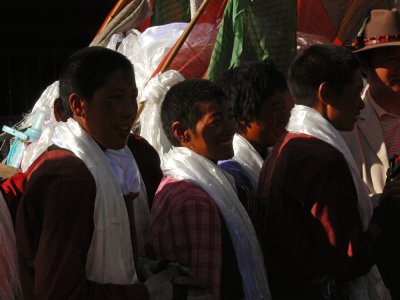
342, 8, 400, 300
343, 8, 400, 201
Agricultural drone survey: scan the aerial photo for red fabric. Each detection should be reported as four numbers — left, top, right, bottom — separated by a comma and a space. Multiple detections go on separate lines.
297, 0, 337, 42
13, 134, 161, 300
258, 132, 374, 298
150, 0, 227, 80
149, 177, 222, 299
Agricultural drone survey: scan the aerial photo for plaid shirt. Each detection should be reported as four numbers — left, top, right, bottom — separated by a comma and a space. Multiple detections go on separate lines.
149, 176, 222, 299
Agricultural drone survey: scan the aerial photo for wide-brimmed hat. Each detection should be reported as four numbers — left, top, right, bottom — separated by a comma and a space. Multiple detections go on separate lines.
352, 8, 400, 53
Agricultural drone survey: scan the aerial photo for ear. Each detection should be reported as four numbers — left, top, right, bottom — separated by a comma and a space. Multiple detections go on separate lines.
238, 119, 250, 133
69, 93, 86, 118
171, 121, 191, 146
53, 97, 70, 122
317, 81, 333, 105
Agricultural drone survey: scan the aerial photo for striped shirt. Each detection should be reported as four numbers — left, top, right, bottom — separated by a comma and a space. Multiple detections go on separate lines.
369, 98, 400, 160
149, 177, 222, 299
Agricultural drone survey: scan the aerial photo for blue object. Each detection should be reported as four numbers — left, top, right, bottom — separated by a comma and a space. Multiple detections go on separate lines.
2, 108, 47, 168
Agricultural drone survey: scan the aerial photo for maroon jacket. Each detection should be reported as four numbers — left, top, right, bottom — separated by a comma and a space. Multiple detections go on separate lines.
1, 134, 162, 300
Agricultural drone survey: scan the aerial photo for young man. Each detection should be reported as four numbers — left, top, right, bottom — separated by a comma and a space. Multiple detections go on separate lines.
258, 44, 389, 299
217, 60, 292, 223
12, 47, 162, 299
148, 79, 270, 300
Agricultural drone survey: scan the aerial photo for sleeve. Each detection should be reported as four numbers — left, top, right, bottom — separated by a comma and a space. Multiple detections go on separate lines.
0, 172, 26, 224
16, 155, 149, 300
286, 146, 374, 281
151, 183, 222, 300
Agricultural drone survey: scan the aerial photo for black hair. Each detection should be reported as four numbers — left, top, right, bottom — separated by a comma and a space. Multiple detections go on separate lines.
59, 46, 134, 116
288, 44, 359, 106
161, 79, 226, 146
217, 60, 287, 127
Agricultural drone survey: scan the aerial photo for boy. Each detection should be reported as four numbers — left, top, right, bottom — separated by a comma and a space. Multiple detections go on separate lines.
149, 79, 270, 300
14, 46, 162, 299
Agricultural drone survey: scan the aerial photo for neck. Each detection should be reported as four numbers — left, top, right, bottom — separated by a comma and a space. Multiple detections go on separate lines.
241, 135, 268, 159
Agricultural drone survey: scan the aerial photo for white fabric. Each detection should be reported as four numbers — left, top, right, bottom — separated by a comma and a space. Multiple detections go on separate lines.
162, 147, 271, 300
21, 81, 59, 172
52, 118, 137, 284
232, 133, 264, 190
287, 105, 373, 300
104, 148, 150, 256
0, 194, 23, 300
139, 70, 184, 157
287, 105, 373, 230
104, 147, 141, 195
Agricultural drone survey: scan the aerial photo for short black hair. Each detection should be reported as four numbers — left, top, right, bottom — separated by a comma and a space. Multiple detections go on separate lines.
217, 60, 287, 126
161, 79, 226, 146
288, 44, 359, 106
59, 46, 134, 116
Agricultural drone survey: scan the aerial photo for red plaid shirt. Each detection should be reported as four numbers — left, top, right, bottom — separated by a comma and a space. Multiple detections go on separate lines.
149, 176, 222, 299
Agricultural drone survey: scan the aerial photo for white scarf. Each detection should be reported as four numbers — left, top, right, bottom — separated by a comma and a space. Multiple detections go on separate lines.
232, 133, 264, 190
104, 148, 150, 256
287, 105, 372, 229
52, 118, 136, 284
162, 147, 271, 300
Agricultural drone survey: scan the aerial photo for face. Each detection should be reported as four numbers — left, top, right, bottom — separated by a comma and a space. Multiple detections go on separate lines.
184, 99, 236, 162
243, 91, 293, 150
327, 70, 365, 131
74, 70, 138, 149
366, 47, 400, 95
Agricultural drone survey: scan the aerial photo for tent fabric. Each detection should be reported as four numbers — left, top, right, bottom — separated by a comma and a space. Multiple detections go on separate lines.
90, 0, 152, 47
150, 0, 191, 26
150, 0, 227, 80
206, 0, 296, 82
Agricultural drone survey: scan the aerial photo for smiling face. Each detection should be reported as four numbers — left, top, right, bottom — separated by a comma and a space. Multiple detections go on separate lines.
326, 70, 365, 131
183, 99, 236, 162
72, 70, 138, 149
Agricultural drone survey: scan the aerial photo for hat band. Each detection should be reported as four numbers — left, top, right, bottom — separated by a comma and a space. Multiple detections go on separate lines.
352, 34, 400, 48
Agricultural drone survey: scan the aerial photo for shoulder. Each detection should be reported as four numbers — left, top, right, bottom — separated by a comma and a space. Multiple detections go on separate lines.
154, 177, 218, 211
127, 134, 159, 158
280, 133, 346, 164
219, 160, 252, 187
25, 147, 95, 190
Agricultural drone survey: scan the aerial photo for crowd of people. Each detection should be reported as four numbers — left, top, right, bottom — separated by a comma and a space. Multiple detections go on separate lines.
1, 7, 400, 300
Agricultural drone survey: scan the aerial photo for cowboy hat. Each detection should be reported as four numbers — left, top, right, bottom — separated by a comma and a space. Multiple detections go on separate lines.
352, 8, 400, 53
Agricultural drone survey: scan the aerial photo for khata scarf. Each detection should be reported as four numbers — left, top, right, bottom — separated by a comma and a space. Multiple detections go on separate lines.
287, 105, 373, 300
52, 118, 137, 284
232, 133, 264, 191
162, 147, 271, 300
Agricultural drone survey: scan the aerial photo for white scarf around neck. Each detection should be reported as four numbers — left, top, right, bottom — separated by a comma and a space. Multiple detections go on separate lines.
52, 118, 136, 284
287, 105, 373, 230
162, 147, 271, 300
232, 133, 264, 190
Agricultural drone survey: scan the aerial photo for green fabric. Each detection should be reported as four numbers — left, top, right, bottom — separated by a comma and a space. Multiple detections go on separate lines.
207, 0, 297, 82
151, 0, 191, 26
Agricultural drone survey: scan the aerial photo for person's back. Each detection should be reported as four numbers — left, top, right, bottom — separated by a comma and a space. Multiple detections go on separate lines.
258, 44, 377, 299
